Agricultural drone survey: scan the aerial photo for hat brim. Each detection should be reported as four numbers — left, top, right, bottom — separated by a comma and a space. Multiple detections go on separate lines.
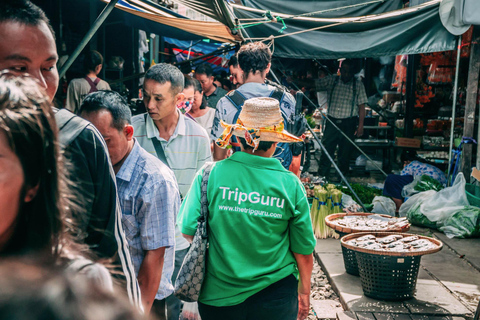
231, 128, 303, 144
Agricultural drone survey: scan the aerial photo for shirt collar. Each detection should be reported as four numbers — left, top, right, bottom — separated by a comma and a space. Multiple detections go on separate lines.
228, 151, 286, 172
116, 139, 141, 182
145, 109, 186, 140
209, 84, 220, 96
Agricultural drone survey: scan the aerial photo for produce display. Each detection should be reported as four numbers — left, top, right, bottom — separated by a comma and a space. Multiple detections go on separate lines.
310, 185, 344, 239
329, 215, 410, 231
340, 184, 382, 208
344, 234, 440, 253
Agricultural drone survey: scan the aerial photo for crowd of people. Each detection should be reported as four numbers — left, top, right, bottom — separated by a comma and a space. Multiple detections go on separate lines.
0, 1, 316, 320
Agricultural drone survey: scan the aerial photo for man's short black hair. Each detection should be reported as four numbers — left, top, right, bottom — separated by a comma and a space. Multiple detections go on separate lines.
195, 64, 213, 78
79, 90, 132, 131
84, 50, 103, 74
144, 63, 184, 95
0, 0, 55, 37
237, 42, 271, 76
238, 137, 275, 152
228, 55, 239, 68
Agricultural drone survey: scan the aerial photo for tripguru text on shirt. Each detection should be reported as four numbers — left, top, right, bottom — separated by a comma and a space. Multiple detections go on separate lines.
218, 186, 285, 209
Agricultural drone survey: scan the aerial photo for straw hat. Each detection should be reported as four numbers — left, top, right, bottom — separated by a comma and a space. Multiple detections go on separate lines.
216, 97, 302, 151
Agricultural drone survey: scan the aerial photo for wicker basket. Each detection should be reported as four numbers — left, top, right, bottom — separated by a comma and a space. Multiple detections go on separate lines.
325, 213, 411, 276
341, 232, 443, 301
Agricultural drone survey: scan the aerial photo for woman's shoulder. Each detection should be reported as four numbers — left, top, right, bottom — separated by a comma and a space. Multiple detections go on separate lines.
64, 255, 113, 292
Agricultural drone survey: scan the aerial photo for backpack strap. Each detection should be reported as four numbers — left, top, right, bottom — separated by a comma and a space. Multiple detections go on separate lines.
84, 77, 100, 94
269, 87, 285, 106
55, 108, 90, 149
225, 90, 247, 149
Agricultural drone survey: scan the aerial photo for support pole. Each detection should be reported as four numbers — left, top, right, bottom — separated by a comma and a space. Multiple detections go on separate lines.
404, 55, 417, 138
306, 124, 368, 212
447, 36, 462, 185
462, 26, 480, 182
273, 62, 388, 177
58, 0, 120, 79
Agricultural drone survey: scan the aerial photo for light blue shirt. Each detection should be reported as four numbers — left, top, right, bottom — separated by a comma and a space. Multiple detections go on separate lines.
401, 160, 447, 186
116, 139, 180, 300
132, 110, 212, 251
211, 82, 295, 169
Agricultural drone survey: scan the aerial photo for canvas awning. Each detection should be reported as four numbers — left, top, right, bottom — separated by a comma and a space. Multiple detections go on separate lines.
101, 0, 242, 43
231, 0, 457, 59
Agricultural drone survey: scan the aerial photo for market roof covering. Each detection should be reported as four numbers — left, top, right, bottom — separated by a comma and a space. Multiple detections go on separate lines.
100, 0, 242, 43
174, 0, 457, 59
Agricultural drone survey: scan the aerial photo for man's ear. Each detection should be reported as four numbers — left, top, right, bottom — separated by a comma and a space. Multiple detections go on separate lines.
24, 184, 39, 203
175, 92, 185, 104
124, 125, 134, 141
265, 63, 271, 74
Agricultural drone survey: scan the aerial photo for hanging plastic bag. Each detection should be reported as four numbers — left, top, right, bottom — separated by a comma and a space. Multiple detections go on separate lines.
371, 196, 396, 216
180, 302, 201, 320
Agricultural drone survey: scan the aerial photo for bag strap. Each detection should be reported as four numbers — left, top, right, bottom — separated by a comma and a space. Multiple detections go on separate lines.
84, 77, 100, 94
225, 90, 247, 149
199, 162, 214, 239
55, 108, 90, 149
145, 113, 170, 168
269, 87, 285, 105
328, 76, 339, 115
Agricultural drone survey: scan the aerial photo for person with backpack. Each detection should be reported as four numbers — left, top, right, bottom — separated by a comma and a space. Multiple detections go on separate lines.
66, 50, 111, 114
316, 59, 368, 180
211, 42, 297, 170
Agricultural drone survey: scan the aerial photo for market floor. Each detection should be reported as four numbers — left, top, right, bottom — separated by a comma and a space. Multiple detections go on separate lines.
314, 226, 480, 319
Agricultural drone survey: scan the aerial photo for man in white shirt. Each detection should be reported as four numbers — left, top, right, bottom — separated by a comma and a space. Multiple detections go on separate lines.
132, 63, 212, 320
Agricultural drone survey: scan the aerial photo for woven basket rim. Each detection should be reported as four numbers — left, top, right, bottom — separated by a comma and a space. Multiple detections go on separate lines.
340, 231, 443, 257
325, 212, 411, 234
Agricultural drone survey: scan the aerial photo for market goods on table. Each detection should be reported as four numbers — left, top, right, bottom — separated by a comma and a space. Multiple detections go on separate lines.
340, 183, 382, 206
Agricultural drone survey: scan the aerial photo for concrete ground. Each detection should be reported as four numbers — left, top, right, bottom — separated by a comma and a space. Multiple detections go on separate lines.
315, 226, 480, 319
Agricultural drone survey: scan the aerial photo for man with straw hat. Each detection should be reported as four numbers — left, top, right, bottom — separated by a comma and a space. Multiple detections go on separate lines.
178, 97, 315, 320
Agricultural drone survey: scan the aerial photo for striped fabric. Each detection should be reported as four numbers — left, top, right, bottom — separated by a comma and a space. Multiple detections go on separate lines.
132, 110, 212, 251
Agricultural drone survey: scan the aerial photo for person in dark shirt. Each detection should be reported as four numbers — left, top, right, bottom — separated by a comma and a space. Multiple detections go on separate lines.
0, 0, 140, 309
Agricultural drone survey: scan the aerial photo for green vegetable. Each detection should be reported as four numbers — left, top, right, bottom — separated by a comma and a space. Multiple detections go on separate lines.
440, 206, 480, 238
406, 200, 437, 229
340, 183, 382, 207
414, 175, 444, 193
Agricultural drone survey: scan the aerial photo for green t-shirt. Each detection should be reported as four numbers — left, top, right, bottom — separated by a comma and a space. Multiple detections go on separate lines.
178, 152, 316, 307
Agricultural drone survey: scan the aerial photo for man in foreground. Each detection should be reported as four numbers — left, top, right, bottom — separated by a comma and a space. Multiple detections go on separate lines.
0, 0, 140, 308
179, 97, 315, 320
80, 91, 179, 317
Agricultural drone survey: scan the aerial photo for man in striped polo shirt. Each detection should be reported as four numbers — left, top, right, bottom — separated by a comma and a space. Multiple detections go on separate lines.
132, 63, 212, 320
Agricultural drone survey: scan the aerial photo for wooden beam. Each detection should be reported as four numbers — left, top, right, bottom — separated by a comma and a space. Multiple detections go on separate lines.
462, 26, 480, 182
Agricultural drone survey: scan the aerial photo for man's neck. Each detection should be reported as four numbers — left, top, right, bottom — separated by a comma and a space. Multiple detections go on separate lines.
244, 71, 266, 84
86, 71, 97, 78
153, 109, 180, 141
243, 149, 272, 158
113, 139, 135, 174
204, 84, 216, 96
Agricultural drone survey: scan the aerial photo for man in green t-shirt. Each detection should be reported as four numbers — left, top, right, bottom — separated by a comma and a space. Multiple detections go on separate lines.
178, 97, 316, 320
